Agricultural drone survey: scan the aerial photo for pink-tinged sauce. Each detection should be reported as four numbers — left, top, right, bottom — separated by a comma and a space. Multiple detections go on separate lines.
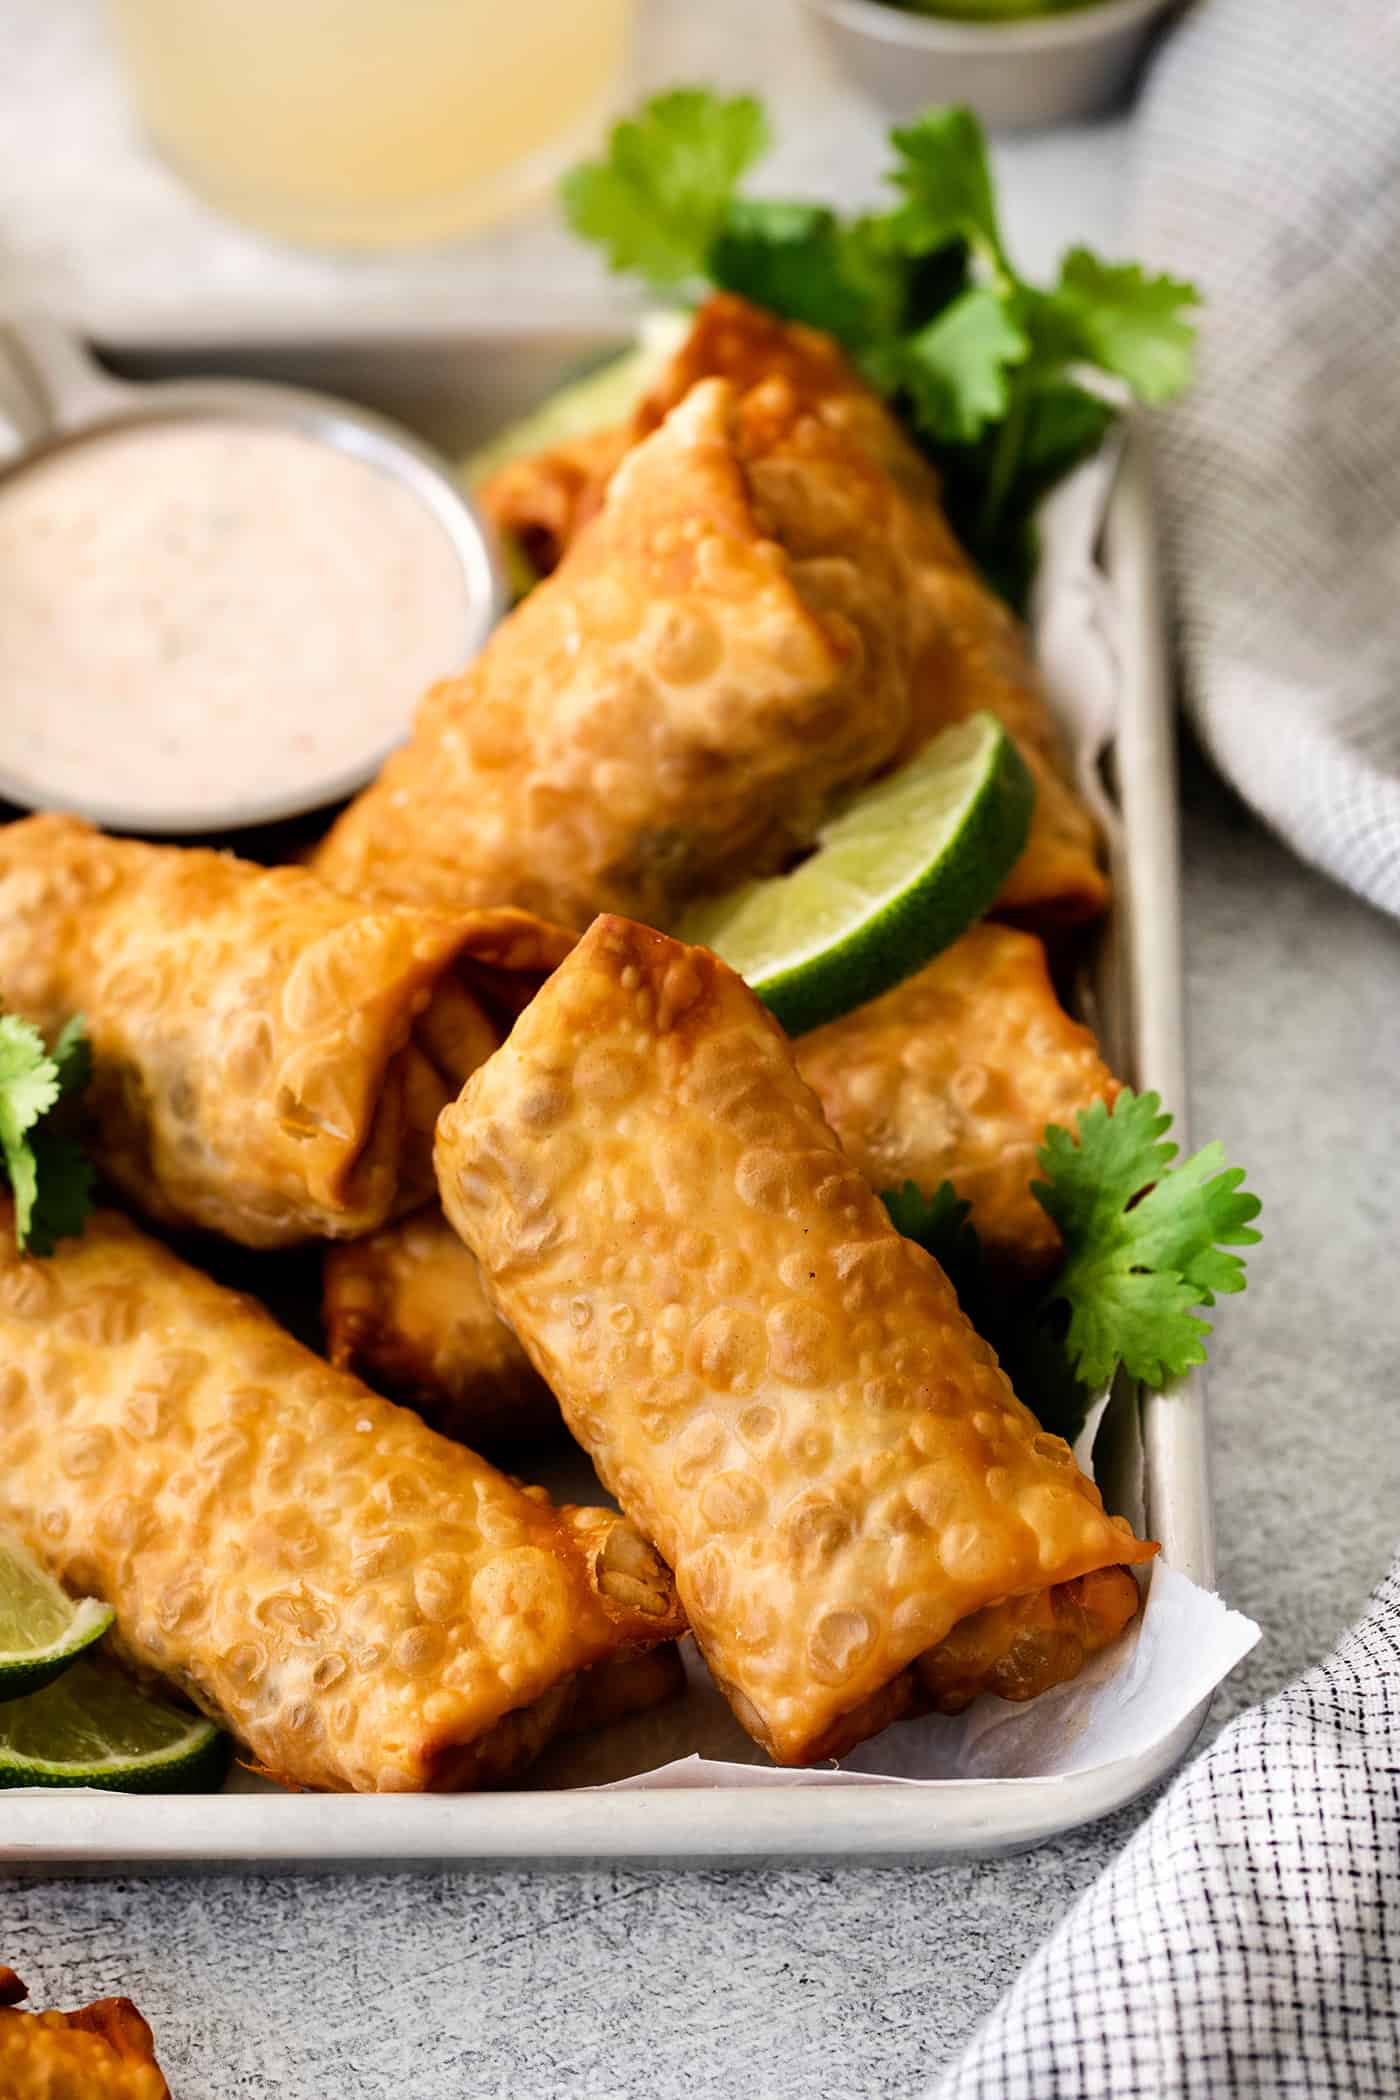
0, 419, 475, 822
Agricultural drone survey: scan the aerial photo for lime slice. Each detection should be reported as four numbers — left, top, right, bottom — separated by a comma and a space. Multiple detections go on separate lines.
676, 713, 1034, 1035
0, 1530, 114, 1702
462, 309, 690, 488
0, 1659, 230, 1792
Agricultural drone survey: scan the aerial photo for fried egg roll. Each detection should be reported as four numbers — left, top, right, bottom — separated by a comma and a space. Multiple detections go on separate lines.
313, 375, 916, 929
0, 1207, 683, 1792
323, 1206, 560, 1450
0, 814, 572, 1247
328, 925, 1115, 1441
436, 917, 1153, 1766
0, 1968, 171, 2100
795, 923, 1120, 1280
480, 294, 1108, 930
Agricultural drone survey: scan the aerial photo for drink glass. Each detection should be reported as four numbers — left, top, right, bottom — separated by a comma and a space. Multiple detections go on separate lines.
105, 0, 635, 250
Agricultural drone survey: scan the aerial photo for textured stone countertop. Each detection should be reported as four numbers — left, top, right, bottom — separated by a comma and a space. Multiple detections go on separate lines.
4, 5, 1399, 2097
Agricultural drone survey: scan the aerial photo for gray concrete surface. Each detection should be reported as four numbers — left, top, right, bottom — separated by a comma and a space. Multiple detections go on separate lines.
4, 3, 1399, 2094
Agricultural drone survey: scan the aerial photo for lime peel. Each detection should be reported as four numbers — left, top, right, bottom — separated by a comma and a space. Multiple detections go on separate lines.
0, 1530, 115, 1703
677, 712, 1034, 1034
0, 1659, 230, 1793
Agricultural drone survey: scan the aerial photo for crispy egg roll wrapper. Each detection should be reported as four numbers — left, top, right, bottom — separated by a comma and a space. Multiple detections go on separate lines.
642, 300, 1108, 926
914, 1565, 1141, 1715
324, 1206, 561, 1450
0, 814, 573, 1248
327, 924, 1115, 1436
0, 1970, 171, 2100
796, 923, 1120, 1280
487, 295, 1107, 929
313, 376, 916, 929
0, 1207, 683, 1793
436, 917, 1153, 1766
478, 424, 628, 578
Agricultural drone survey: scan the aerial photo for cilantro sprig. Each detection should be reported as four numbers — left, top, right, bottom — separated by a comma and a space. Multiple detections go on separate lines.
0, 1013, 95, 1257
563, 92, 1199, 600
884, 1090, 1260, 1440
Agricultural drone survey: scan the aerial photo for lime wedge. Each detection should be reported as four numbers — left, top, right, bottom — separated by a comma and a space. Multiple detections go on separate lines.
0, 1659, 230, 1792
462, 309, 689, 487
677, 713, 1034, 1035
0, 1530, 114, 1702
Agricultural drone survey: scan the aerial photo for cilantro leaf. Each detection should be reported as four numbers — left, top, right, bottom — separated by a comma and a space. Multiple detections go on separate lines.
50, 1013, 93, 1100
0, 1014, 61, 1142
900, 286, 1030, 444
710, 200, 901, 355
1033, 1090, 1261, 1391
1047, 249, 1200, 405
0, 1011, 96, 1255
22, 1128, 96, 1261
561, 93, 1200, 597
884, 106, 1009, 276
882, 1091, 1259, 1441
560, 89, 770, 289
882, 1179, 983, 1300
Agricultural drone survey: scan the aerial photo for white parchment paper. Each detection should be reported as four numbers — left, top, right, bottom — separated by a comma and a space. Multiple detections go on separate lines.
589, 1565, 1258, 1791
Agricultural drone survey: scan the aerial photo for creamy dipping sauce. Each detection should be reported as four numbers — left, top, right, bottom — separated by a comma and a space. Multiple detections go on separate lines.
0, 418, 477, 825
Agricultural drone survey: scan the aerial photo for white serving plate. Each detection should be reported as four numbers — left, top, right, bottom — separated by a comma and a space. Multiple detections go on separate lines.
0, 316, 1207, 1868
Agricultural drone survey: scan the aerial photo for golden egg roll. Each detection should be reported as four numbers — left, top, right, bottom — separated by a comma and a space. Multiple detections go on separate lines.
0, 1206, 683, 1792
479, 294, 1108, 930
323, 1206, 560, 1450
327, 924, 1115, 1441
641, 298, 1108, 927
0, 813, 573, 1248
0, 1968, 171, 2100
313, 374, 917, 929
436, 916, 1153, 1766
795, 923, 1120, 1281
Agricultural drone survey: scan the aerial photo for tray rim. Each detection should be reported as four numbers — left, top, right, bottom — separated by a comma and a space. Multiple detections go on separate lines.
0, 320, 1209, 1867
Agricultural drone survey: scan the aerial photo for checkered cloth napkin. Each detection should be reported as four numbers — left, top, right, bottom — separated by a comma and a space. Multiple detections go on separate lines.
932, 1565, 1400, 2098
933, 3, 1400, 2093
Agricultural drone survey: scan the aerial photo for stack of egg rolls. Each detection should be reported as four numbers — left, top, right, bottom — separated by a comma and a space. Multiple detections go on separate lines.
0, 1205, 684, 1791
436, 918, 1152, 1764
0, 814, 572, 1248
309, 298, 1115, 1442
329, 917, 1117, 1444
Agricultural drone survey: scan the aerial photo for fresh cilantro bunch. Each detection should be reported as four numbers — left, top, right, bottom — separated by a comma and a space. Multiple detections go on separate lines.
884, 1089, 1260, 1440
562, 92, 1199, 601
0, 1013, 95, 1256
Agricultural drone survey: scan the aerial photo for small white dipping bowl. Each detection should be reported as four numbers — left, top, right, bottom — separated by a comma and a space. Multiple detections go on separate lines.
0, 314, 505, 838
801, 0, 1182, 131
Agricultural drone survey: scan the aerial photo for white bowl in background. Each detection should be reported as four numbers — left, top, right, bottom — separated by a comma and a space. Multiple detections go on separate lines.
800, 0, 1183, 131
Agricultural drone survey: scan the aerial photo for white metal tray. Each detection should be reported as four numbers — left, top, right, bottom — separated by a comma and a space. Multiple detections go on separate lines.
0, 317, 1208, 1868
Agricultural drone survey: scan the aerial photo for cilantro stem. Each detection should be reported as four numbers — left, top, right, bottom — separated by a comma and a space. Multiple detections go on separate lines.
977, 369, 1027, 549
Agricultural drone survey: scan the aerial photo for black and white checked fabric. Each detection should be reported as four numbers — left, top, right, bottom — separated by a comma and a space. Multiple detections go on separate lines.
1135, 0, 1400, 916
931, 4, 1400, 2089
931, 1565, 1400, 2098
